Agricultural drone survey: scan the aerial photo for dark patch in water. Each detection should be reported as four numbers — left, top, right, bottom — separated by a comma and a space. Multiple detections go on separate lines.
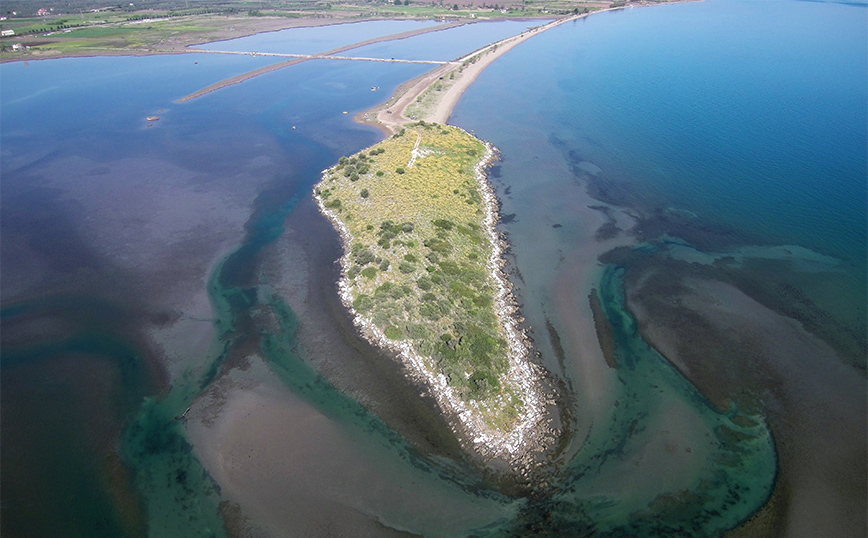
588, 289, 617, 368
587, 205, 622, 241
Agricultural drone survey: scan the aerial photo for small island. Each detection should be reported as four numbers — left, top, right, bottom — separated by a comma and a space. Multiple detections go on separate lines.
314, 122, 547, 457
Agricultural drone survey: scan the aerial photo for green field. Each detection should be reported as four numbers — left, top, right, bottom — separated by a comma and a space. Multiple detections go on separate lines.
316, 123, 524, 429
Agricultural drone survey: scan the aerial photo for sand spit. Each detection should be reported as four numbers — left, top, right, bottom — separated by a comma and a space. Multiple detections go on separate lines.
358, 9, 620, 135
310, 7, 640, 468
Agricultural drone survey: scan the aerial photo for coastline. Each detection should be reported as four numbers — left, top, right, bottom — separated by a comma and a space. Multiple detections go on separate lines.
7, 1, 863, 534
313, 135, 555, 465
310, 7, 627, 466
357, 10, 617, 135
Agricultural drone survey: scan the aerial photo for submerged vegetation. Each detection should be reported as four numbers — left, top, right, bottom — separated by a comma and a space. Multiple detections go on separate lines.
315, 122, 526, 429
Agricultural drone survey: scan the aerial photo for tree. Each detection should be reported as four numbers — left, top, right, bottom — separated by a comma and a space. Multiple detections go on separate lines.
453, 3, 459, 9
394, 0, 401, 5
404, 0, 409, 5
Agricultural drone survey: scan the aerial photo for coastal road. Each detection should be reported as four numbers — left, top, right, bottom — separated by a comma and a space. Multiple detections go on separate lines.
187, 48, 452, 66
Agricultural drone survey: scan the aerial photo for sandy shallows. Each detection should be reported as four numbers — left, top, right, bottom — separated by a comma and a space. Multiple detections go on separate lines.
186, 357, 518, 538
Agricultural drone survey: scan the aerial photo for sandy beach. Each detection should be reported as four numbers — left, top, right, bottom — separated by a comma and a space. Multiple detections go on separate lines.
359, 11, 610, 135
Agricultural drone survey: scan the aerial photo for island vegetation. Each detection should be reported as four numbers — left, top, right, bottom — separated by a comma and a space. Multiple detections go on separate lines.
315, 121, 544, 445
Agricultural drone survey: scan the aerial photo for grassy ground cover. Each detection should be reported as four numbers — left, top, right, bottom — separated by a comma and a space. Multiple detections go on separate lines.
316, 123, 523, 429
403, 45, 498, 120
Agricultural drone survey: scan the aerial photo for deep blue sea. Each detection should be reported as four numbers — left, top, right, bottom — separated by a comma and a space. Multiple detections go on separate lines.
1, 2, 866, 537
455, 0, 867, 271
453, 0, 867, 364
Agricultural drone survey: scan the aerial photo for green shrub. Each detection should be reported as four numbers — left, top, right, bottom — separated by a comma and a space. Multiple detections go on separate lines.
449, 281, 475, 298
384, 325, 402, 340
354, 248, 375, 266
353, 294, 374, 312
473, 295, 492, 307
398, 262, 416, 274
424, 237, 451, 253
438, 260, 460, 275
396, 167, 405, 174
360, 189, 369, 198
407, 324, 427, 339
361, 266, 377, 279
432, 219, 455, 230
420, 304, 441, 320
375, 282, 394, 296
404, 254, 418, 263
379, 260, 390, 271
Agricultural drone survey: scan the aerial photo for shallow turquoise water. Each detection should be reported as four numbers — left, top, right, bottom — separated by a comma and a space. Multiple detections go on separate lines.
2, 5, 864, 536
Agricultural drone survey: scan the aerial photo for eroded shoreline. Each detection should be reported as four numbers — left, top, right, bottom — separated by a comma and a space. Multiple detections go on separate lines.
313, 130, 560, 467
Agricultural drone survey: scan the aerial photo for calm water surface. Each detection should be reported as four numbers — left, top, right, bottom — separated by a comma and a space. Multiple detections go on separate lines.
2, 4, 865, 537
196, 19, 440, 54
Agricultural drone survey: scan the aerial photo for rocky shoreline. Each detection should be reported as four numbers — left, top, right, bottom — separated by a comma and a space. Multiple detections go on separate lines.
314, 132, 558, 470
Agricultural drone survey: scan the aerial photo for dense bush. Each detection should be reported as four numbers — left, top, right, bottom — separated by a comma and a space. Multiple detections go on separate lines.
315, 125, 520, 426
